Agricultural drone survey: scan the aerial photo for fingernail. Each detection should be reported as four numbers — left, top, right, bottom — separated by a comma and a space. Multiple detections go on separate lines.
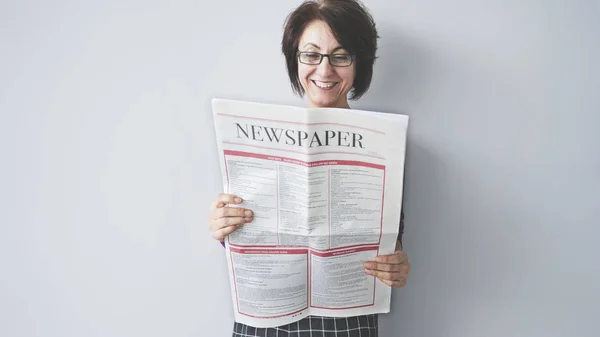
244, 210, 252, 216
244, 217, 252, 222
235, 197, 242, 203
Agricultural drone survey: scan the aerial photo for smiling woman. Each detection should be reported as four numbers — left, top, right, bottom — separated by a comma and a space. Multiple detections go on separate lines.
207, 1, 410, 336
281, 0, 379, 109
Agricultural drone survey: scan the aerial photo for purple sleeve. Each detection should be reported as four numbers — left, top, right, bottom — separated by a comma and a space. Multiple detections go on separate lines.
397, 210, 405, 249
220, 241, 225, 248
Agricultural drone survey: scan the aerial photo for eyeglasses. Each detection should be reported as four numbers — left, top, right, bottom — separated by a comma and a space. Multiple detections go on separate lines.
297, 51, 356, 67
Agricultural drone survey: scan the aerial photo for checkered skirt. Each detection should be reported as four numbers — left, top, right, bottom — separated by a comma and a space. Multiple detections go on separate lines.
232, 314, 378, 337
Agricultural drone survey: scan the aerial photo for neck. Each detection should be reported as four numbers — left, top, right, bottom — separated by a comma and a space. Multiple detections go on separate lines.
308, 99, 350, 109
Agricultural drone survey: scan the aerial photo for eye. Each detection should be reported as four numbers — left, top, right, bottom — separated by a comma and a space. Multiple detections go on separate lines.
300, 52, 322, 64
331, 54, 352, 65
305, 53, 320, 60
332, 54, 350, 61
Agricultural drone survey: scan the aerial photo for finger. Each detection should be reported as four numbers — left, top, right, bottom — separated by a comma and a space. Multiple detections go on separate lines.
215, 206, 253, 219
380, 278, 394, 287
214, 216, 248, 230
211, 193, 243, 210
213, 224, 241, 240
374, 251, 406, 264
363, 262, 402, 273
367, 262, 410, 276
365, 268, 408, 282
364, 269, 397, 281
380, 278, 407, 288
372, 272, 408, 286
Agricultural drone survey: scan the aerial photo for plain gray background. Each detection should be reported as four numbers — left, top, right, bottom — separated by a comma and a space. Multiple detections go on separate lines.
1, 0, 599, 336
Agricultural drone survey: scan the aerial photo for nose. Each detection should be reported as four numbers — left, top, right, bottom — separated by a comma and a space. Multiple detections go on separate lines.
316, 56, 334, 77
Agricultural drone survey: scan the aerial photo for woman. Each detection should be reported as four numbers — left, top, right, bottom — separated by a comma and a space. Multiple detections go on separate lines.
208, 1, 410, 336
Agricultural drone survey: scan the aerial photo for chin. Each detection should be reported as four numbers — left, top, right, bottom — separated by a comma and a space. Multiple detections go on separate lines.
307, 94, 342, 108
310, 100, 335, 108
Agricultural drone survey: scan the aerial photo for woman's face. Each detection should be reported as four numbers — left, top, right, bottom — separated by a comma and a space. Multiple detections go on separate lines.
298, 20, 356, 109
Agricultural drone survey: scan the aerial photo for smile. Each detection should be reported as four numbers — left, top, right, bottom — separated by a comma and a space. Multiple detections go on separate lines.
312, 80, 338, 89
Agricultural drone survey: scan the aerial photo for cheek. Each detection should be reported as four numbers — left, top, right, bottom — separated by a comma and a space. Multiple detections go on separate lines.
339, 69, 356, 87
298, 65, 311, 84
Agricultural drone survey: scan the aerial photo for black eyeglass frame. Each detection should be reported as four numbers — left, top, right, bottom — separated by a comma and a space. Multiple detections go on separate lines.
296, 51, 357, 67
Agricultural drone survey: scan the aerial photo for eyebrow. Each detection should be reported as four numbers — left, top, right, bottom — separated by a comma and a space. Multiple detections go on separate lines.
302, 43, 345, 52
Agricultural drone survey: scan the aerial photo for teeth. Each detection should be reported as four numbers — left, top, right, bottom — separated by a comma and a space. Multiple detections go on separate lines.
314, 81, 335, 89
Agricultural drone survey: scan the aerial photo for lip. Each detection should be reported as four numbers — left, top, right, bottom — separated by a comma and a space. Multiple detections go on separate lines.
311, 80, 338, 90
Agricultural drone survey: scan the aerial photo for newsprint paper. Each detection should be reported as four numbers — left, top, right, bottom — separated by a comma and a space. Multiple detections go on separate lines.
211, 98, 409, 328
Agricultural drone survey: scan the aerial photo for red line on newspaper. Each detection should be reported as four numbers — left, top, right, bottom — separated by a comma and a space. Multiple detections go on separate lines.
311, 303, 374, 310
310, 246, 377, 257
229, 250, 240, 313
309, 251, 314, 310
378, 170, 386, 244
372, 246, 380, 305
238, 307, 308, 319
222, 142, 386, 160
224, 154, 230, 197
306, 249, 309, 315
224, 153, 232, 247
224, 150, 384, 169
216, 113, 386, 135
276, 165, 280, 245
372, 264, 377, 305
328, 167, 331, 250
229, 247, 308, 254
228, 242, 381, 251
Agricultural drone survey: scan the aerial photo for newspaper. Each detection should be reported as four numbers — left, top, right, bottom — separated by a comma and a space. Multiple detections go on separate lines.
211, 98, 409, 328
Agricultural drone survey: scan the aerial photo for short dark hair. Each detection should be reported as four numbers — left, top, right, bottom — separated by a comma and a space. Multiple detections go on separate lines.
281, 0, 379, 100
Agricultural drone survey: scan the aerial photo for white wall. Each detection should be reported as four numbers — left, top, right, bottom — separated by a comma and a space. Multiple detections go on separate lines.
1, 1, 598, 336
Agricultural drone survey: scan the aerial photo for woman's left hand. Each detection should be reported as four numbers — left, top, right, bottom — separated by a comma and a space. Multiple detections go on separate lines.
363, 242, 410, 288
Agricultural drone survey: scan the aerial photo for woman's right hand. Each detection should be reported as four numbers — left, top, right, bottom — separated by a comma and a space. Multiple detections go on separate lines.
208, 193, 253, 242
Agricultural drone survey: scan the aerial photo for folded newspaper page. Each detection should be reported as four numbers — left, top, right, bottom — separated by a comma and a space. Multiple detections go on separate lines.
211, 98, 409, 328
